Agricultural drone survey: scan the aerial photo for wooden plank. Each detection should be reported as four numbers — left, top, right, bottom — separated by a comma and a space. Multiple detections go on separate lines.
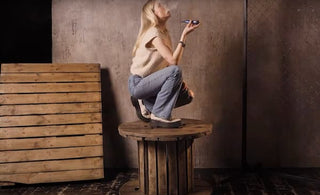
0, 73, 100, 83
0, 103, 102, 116
178, 140, 187, 195
1, 63, 100, 73
0, 157, 103, 174
167, 142, 178, 195
147, 141, 157, 195
0, 92, 101, 105
0, 169, 104, 184
0, 146, 103, 163
157, 142, 167, 195
187, 139, 194, 192
0, 113, 102, 127
0, 124, 102, 139
0, 182, 15, 186
0, 135, 103, 151
0, 83, 101, 93
138, 141, 145, 193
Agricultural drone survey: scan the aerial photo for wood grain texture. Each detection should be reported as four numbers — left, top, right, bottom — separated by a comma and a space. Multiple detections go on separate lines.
0, 73, 100, 83
0, 157, 103, 174
167, 142, 178, 195
178, 140, 187, 195
138, 141, 145, 193
0, 123, 102, 139
0, 63, 104, 184
1, 63, 100, 73
0, 135, 103, 150
119, 119, 212, 141
0, 113, 102, 127
118, 119, 212, 194
0, 103, 101, 116
147, 142, 157, 195
0, 146, 103, 163
0, 83, 101, 93
157, 142, 167, 195
187, 140, 194, 192
0, 92, 101, 105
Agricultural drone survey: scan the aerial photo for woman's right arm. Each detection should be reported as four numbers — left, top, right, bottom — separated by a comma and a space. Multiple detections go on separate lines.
152, 37, 178, 65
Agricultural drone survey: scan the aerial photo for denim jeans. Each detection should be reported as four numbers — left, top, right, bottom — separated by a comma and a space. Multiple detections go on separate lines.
128, 65, 192, 119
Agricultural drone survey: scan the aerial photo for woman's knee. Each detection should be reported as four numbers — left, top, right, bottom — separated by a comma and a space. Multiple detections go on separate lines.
168, 65, 182, 78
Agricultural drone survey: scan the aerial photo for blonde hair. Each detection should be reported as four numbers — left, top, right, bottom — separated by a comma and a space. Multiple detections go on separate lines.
132, 0, 159, 56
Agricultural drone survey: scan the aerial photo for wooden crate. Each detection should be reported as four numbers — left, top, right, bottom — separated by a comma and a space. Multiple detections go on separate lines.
0, 63, 104, 185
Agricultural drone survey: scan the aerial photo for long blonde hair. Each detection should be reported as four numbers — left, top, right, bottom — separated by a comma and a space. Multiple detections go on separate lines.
132, 0, 159, 56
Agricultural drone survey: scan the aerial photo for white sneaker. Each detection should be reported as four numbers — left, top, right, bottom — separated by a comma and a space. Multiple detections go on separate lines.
130, 96, 151, 122
138, 99, 151, 118
150, 114, 181, 128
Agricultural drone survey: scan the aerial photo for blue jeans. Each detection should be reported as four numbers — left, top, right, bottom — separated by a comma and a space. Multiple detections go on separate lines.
128, 65, 192, 120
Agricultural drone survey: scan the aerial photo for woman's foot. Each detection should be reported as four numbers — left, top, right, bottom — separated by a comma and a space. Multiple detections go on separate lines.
130, 96, 151, 122
150, 113, 181, 128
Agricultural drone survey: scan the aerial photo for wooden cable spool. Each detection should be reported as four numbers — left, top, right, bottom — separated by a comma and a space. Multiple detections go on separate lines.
118, 119, 213, 195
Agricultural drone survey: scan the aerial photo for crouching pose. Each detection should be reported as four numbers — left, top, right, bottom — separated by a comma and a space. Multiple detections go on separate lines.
128, 0, 200, 128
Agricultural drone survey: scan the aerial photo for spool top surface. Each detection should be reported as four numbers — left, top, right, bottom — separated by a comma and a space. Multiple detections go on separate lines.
118, 119, 212, 141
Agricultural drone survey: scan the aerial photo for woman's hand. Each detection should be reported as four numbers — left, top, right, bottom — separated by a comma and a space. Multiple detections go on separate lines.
182, 20, 200, 36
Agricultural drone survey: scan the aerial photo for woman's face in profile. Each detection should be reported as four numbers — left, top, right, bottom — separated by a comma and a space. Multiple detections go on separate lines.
153, 1, 171, 21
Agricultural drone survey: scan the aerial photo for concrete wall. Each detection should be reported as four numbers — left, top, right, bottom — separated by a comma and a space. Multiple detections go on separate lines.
247, 0, 320, 167
52, 0, 320, 168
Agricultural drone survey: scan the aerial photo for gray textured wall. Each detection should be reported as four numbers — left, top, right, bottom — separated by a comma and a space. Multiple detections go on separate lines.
247, 0, 320, 167
52, 0, 320, 168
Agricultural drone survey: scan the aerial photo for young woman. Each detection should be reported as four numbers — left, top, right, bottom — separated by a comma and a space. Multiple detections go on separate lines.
128, 0, 200, 128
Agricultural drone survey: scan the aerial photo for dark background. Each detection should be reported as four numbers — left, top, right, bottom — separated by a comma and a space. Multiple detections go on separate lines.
0, 0, 52, 64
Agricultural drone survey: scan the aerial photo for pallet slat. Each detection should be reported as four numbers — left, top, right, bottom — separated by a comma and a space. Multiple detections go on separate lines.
0, 146, 103, 163
0, 157, 103, 174
138, 141, 145, 193
0, 113, 102, 127
178, 140, 187, 195
187, 140, 194, 192
0, 73, 100, 83
168, 142, 178, 195
1, 63, 100, 73
147, 142, 157, 195
0, 135, 103, 151
0, 103, 102, 116
0, 169, 104, 184
0, 124, 102, 139
0, 83, 101, 93
0, 92, 101, 105
157, 142, 167, 195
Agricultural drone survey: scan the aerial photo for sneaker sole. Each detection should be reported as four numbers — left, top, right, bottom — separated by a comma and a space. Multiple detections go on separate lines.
150, 119, 181, 128
130, 96, 151, 122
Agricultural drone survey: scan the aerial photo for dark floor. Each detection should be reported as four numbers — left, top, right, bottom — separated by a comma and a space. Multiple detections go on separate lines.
1, 168, 320, 195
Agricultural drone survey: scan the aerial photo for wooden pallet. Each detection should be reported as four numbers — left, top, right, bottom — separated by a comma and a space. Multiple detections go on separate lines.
0, 63, 104, 185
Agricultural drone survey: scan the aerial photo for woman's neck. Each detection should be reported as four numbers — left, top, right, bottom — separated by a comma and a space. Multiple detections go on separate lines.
157, 21, 167, 33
